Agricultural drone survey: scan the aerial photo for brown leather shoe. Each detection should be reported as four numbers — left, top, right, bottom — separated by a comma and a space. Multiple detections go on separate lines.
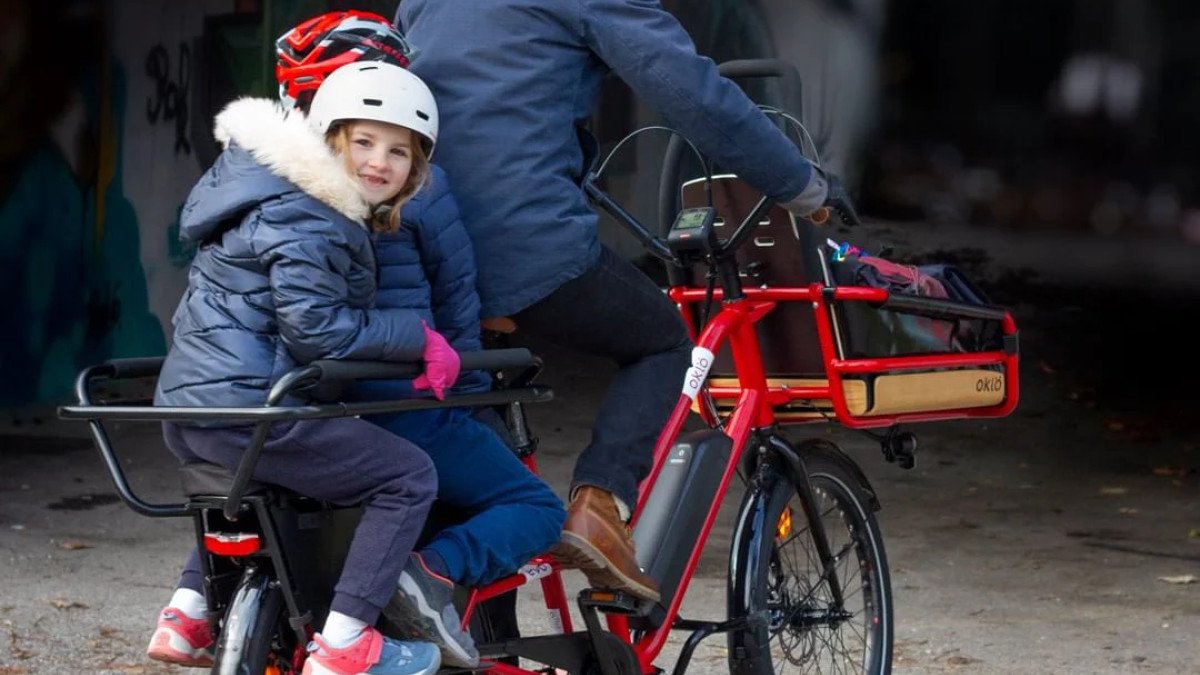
551, 486, 661, 602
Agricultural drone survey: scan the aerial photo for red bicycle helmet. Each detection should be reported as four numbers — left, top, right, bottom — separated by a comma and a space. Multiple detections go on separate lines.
275, 10, 415, 112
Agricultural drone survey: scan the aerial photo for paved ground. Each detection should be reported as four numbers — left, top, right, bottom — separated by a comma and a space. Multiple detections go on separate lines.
1, 220, 1198, 674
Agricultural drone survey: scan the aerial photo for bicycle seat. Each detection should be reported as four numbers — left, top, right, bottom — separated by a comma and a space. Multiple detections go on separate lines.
179, 461, 275, 498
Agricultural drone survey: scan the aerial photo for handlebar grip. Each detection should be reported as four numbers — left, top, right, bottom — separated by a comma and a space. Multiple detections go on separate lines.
458, 348, 537, 372
104, 357, 166, 380
312, 360, 421, 383
309, 348, 536, 384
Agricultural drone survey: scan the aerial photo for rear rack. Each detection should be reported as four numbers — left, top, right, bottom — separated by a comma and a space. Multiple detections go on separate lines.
58, 350, 551, 519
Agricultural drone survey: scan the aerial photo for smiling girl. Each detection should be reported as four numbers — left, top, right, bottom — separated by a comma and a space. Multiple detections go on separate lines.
148, 62, 459, 675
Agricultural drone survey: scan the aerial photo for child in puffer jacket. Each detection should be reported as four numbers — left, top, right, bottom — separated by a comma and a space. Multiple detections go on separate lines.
148, 62, 454, 675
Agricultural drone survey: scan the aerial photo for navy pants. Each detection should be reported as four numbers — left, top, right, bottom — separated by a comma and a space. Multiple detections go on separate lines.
367, 407, 565, 587
165, 418, 436, 625
514, 245, 693, 510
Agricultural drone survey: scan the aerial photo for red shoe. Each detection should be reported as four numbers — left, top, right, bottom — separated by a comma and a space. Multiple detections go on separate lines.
146, 607, 214, 668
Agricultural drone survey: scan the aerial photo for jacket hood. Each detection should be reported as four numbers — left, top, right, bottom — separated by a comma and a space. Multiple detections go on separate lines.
180, 98, 369, 242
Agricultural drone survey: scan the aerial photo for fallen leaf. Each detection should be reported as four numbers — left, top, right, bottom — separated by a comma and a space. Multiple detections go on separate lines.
1189, 529, 1200, 539
56, 539, 92, 551
1157, 575, 1197, 585
946, 655, 981, 666
1152, 466, 1184, 477
1118, 507, 1139, 515
1038, 360, 1057, 375
1106, 421, 1126, 432
98, 626, 122, 638
48, 598, 88, 610
0, 667, 30, 674
1099, 486, 1128, 496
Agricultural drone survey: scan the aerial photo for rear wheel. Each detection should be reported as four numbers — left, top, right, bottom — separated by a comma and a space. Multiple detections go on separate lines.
730, 444, 893, 674
215, 567, 295, 674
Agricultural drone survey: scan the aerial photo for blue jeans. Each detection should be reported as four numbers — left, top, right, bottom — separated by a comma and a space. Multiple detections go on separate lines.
366, 407, 566, 587
514, 245, 693, 510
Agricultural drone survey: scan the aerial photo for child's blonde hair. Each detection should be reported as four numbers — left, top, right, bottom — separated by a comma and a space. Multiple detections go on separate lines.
326, 122, 431, 233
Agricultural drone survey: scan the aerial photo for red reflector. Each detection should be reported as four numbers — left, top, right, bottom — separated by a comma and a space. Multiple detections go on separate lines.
204, 532, 262, 556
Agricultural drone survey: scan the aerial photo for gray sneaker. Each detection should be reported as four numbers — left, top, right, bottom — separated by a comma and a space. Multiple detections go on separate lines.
383, 553, 480, 669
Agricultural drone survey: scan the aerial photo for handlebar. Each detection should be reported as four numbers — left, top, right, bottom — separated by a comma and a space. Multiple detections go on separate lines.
601, 58, 861, 278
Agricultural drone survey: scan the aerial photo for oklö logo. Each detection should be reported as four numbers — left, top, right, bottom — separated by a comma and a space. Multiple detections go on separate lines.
975, 376, 1003, 393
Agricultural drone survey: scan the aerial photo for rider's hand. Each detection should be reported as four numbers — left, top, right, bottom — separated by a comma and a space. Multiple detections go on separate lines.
412, 322, 461, 400
782, 166, 861, 228
819, 169, 861, 228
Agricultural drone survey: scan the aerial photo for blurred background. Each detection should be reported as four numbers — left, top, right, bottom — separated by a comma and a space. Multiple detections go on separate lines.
2, 0, 1198, 418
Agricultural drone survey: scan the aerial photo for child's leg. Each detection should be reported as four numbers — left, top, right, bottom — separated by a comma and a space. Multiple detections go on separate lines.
170, 417, 447, 673
148, 427, 216, 666
147, 549, 214, 666
170, 418, 437, 624
374, 408, 567, 587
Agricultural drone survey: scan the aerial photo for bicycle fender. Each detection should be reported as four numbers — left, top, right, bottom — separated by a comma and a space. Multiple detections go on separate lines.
773, 436, 881, 512
213, 565, 278, 675
726, 456, 788, 675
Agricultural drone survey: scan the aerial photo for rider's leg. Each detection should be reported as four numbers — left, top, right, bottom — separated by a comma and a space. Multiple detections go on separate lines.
161, 418, 447, 674
512, 245, 692, 600
371, 407, 566, 586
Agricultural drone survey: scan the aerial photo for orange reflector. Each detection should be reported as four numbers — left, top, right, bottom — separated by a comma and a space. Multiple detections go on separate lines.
776, 506, 793, 541
265, 666, 281, 675
590, 591, 617, 602
204, 532, 261, 557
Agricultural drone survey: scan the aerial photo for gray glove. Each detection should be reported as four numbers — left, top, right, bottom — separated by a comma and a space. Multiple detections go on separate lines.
781, 167, 860, 227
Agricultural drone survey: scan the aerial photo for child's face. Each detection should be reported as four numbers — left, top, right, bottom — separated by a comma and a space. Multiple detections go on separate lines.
345, 120, 414, 205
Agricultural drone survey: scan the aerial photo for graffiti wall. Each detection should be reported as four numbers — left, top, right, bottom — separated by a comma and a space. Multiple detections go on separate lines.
0, 1, 268, 409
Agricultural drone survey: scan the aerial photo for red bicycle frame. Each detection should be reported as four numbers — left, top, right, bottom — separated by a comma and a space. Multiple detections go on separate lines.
459, 277, 1018, 675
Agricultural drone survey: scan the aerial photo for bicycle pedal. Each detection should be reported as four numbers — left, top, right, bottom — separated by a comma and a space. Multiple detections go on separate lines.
577, 589, 651, 616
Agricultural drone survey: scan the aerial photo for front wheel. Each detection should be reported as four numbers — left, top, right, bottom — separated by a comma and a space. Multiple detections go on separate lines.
729, 440, 893, 674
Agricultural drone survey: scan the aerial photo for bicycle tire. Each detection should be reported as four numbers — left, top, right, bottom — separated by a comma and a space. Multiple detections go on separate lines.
729, 440, 893, 675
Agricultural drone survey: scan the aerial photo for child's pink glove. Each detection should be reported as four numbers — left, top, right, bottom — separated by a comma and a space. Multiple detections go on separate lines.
412, 322, 461, 400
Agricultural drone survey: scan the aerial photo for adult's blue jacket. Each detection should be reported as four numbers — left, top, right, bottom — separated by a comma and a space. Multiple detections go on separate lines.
397, 0, 820, 317
154, 98, 428, 414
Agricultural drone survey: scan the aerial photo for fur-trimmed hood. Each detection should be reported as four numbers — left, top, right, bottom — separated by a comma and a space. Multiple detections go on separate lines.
179, 98, 369, 243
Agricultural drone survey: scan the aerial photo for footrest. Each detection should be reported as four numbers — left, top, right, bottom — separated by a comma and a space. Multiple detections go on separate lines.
577, 589, 651, 616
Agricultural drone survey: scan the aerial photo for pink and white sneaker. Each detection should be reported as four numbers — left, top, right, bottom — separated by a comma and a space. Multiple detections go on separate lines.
146, 607, 214, 668
301, 627, 440, 675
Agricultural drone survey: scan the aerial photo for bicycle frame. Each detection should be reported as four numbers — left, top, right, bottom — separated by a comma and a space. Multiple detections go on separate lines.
459, 296, 776, 675
464, 282, 1017, 675
464, 193, 1019, 675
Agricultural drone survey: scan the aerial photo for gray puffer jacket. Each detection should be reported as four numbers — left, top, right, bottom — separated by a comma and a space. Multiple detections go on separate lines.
154, 98, 427, 415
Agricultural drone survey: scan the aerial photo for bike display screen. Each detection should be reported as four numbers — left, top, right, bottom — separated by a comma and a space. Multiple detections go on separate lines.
667, 206, 718, 256
675, 209, 710, 229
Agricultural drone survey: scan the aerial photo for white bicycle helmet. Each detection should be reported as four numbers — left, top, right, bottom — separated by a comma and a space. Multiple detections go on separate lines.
307, 61, 438, 156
